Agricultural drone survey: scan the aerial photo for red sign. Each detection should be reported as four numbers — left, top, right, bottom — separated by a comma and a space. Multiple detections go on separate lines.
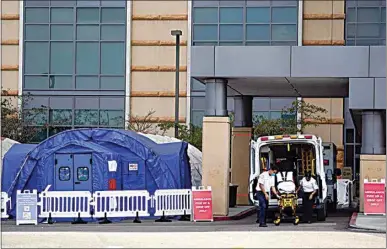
192, 188, 213, 222
364, 182, 386, 215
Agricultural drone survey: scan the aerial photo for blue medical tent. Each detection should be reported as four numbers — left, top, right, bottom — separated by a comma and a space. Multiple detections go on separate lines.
2, 128, 191, 217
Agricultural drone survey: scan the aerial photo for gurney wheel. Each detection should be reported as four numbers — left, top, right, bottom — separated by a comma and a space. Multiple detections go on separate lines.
293, 216, 300, 225
274, 217, 281, 226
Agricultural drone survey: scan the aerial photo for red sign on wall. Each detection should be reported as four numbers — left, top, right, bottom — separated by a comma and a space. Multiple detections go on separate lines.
364, 182, 386, 215
192, 187, 213, 222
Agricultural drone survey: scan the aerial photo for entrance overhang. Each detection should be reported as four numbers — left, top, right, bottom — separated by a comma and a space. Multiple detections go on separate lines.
191, 45, 385, 98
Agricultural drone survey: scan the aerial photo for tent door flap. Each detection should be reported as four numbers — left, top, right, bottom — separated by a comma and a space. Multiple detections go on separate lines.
73, 154, 92, 191
54, 154, 74, 191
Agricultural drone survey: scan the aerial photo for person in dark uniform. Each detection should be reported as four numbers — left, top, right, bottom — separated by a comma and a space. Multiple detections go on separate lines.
297, 171, 319, 223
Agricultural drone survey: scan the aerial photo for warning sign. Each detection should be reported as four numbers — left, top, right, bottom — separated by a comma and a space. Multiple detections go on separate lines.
192, 187, 213, 222
364, 182, 386, 215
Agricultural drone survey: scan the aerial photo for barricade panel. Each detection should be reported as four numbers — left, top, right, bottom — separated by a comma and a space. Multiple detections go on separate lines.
154, 189, 192, 216
1, 192, 11, 219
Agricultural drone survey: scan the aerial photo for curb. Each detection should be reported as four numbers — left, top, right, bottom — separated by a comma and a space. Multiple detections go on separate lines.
214, 207, 256, 221
349, 212, 358, 227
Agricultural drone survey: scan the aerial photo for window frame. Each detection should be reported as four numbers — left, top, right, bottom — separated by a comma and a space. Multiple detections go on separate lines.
59, 166, 71, 181
77, 166, 90, 181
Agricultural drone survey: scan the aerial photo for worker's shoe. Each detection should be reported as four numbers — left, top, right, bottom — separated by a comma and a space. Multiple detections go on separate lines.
259, 223, 268, 227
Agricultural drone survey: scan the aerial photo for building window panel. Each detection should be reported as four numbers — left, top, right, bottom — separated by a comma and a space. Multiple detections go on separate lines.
76, 25, 100, 40
49, 109, 73, 125
357, 7, 380, 22
25, 24, 49, 40
246, 24, 270, 40
51, 25, 74, 40
25, 0, 49, 7
101, 8, 126, 23
271, 7, 298, 23
50, 0, 76, 7
51, 8, 74, 23
382, 7, 386, 22
24, 42, 49, 74
76, 76, 99, 89
101, 25, 126, 40
193, 7, 218, 23
24, 109, 48, 126
357, 23, 381, 38
100, 76, 125, 90
219, 24, 243, 41
246, 41, 270, 46
347, 8, 356, 22
191, 110, 205, 127
193, 24, 218, 41
271, 41, 297, 45
101, 42, 125, 75
49, 76, 73, 89
100, 110, 124, 127
193, 41, 218, 46
347, 24, 356, 38
355, 39, 382, 45
74, 110, 99, 126
25, 8, 49, 23
219, 7, 243, 23
24, 75, 49, 89
246, 7, 270, 23
271, 24, 297, 40
50, 42, 74, 74
76, 7, 100, 23
76, 42, 100, 75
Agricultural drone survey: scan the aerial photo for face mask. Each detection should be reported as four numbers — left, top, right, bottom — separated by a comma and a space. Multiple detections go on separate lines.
271, 173, 276, 176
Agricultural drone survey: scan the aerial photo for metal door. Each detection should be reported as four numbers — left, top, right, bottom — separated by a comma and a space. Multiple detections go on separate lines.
54, 154, 74, 191
73, 154, 92, 191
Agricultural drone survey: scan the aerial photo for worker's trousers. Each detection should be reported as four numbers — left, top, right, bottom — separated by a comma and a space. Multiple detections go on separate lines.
302, 192, 314, 222
256, 192, 268, 224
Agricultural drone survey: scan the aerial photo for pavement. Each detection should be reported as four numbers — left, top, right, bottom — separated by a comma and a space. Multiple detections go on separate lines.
1, 212, 386, 248
349, 212, 386, 232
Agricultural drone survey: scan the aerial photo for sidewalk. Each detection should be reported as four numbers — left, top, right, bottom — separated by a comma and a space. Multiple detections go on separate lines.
349, 213, 386, 232
214, 206, 256, 221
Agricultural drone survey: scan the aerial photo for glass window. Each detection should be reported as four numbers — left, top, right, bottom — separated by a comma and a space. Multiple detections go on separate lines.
76, 8, 100, 23
346, 39, 355, 45
25, 25, 49, 40
76, 76, 99, 89
345, 145, 354, 167
382, 7, 386, 22
246, 7, 270, 23
381, 23, 386, 38
59, 167, 71, 181
49, 109, 72, 125
100, 110, 124, 127
191, 110, 205, 127
101, 8, 126, 23
347, 8, 356, 22
220, 24, 243, 41
24, 109, 48, 126
51, 25, 74, 40
50, 0, 76, 7
101, 42, 125, 75
50, 42, 74, 74
270, 111, 282, 119
347, 24, 356, 38
24, 76, 49, 89
49, 76, 73, 89
77, 167, 89, 181
74, 110, 99, 125
246, 24, 270, 40
355, 39, 381, 45
101, 25, 126, 40
193, 41, 218, 46
100, 76, 125, 90
357, 23, 380, 38
246, 41, 270, 46
25, 0, 49, 7
25, 8, 49, 23
272, 7, 297, 23
193, 7, 218, 23
76, 42, 100, 75
193, 25, 218, 41
357, 7, 380, 22
272, 24, 297, 40
77, 25, 100, 40
219, 7, 243, 23
24, 42, 49, 74
51, 8, 74, 23
49, 126, 72, 136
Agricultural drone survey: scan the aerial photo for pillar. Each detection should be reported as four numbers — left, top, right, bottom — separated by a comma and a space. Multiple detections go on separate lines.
361, 111, 386, 155
202, 78, 230, 216
231, 96, 253, 205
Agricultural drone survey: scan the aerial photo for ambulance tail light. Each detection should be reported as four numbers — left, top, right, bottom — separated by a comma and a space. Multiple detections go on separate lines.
304, 135, 313, 139
260, 137, 269, 141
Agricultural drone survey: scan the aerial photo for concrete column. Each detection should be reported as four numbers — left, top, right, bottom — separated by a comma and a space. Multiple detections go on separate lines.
204, 78, 228, 116
231, 96, 253, 205
361, 111, 386, 155
233, 96, 253, 127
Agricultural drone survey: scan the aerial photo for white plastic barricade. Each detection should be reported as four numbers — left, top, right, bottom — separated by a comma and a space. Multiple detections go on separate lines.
1, 192, 11, 219
92, 190, 151, 218
153, 189, 192, 216
38, 185, 92, 219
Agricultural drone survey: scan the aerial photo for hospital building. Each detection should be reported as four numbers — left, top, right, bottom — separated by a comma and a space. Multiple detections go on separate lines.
1, 0, 386, 215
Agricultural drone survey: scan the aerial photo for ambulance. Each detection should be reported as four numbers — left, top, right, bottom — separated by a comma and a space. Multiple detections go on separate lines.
249, 134, 328, 221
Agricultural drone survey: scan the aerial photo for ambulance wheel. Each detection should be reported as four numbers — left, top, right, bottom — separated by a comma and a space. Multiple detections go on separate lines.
317, 206, 326, 221
293, 216, 300, 225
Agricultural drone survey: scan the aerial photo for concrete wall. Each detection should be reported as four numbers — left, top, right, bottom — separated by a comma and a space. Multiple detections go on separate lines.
130, 1, 189, 123
1, 0, 20, 100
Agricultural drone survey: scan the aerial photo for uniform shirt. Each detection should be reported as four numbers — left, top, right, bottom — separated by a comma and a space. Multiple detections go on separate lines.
256, 171, 275, 193
300, 177, 319, 193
